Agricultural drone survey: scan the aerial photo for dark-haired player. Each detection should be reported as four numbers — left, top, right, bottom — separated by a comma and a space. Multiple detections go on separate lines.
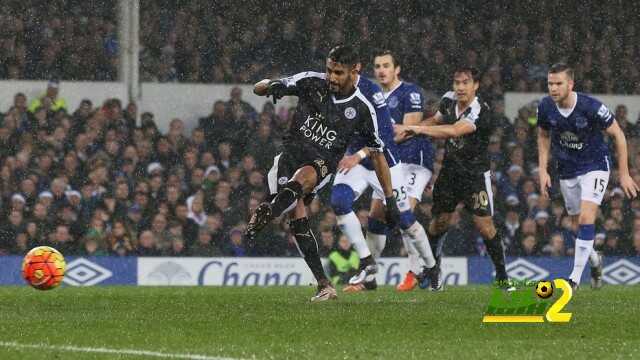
331, 50, 437, 293
537, 63, 639, 290
248, 45, 402, 302
399, 67, 512, 291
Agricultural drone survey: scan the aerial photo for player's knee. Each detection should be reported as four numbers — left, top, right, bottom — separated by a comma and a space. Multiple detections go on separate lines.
398, 210, 416, 230
477, 223, 496, 240
368, 217, 388, 235
430, 214, 450, 235
330, 184, 355, 215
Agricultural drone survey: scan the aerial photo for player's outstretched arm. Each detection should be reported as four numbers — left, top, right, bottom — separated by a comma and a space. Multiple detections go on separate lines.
606, 120, 639, 198
393, 113, 442, 143
403, 119, 475, 140
337, 149, 369, 174
537, 127, 552, 198
254, 79, 271, 96
253, 78, 288, 103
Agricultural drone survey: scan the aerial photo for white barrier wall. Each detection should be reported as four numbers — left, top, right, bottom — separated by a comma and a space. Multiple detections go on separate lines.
0, 80, 127, 116
505, 92, 640, 123
0, 81, 293, 133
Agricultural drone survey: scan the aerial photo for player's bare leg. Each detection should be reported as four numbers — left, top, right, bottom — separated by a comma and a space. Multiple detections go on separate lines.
567, 201, 600, 290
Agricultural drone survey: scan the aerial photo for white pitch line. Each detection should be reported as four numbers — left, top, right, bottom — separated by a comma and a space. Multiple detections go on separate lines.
0, 341, 244, 360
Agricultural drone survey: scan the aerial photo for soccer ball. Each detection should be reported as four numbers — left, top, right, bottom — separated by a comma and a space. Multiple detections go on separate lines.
535, 280, 554, 299
22, 246, 66, 290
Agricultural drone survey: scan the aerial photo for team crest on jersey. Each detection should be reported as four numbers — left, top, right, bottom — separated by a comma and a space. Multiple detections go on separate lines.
344, 107, 357, 119
278, 176, 288, 185
387, 96, 399, 108
409, 92, 421, 105
372, 92, 386, 107
575, 116, 587, 129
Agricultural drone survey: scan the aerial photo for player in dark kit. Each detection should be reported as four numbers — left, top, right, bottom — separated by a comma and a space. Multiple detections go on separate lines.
398, 66, 512, 291
248, 45, 402, 302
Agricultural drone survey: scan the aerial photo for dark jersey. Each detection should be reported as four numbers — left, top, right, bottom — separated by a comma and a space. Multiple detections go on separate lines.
438, 91, 492, 173
277, 71, 386, 171
536, 92, 613, 179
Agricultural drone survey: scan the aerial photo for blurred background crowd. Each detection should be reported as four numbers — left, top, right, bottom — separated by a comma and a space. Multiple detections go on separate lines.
0, 0, 640, 258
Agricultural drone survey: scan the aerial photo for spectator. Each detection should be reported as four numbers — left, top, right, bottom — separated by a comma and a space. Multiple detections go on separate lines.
189, 227, 222, 257
136, 230, 161, 256
328, 235, 359, 285
27, 80, 67, 113
542, 233, 566, 257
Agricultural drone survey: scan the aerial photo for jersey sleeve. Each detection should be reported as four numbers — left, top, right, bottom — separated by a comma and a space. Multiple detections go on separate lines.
402, 86, 424, 113
592, 100, 614, 130
459, 98, 481, 130
536, 101, 551, 130
356, 91, 387, 152
278, 71, 326, 97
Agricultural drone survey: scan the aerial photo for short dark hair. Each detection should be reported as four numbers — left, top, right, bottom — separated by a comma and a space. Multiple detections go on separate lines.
373, 49, 400, 68
548, 63, 574, 80
328, 45, 359, 67
453, 66, 480, 82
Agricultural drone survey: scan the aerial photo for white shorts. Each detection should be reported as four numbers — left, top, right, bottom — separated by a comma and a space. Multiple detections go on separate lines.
559, 170, 610, 215
400, 163, 432, 201
333, 164, 411, 212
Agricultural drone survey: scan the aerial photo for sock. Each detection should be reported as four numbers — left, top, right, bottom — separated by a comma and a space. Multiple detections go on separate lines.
401, 222, 436, 271
270, 181, 303, 218
337, 211, 371, 259
484, 230, 508, 281
366, 217, 388, 258
570, 224, 595, 284
588, 248, 601, 267
402, 234, 422, 274
427, 229, 446, 264
291, 217, 328, 283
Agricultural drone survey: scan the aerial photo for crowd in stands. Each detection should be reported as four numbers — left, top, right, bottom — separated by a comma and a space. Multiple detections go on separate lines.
2, 1, 640, 98
1, 79, 640, 259
0, 0, 118, 81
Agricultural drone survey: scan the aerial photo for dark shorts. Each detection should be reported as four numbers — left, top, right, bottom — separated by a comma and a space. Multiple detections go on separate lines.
266, 152, 335, 204
431, 167, 494, 217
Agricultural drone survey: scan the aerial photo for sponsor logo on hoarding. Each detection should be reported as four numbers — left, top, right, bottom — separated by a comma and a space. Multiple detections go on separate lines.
505, 259, 549, 281
63, 258, 113, 286
602, 259, 640, 285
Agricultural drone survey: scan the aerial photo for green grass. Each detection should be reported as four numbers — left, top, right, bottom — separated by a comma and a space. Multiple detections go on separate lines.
1, 285, 639, 359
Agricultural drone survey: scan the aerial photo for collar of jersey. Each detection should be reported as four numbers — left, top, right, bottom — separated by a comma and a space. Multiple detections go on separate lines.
383, 81, 403, 98
554, 91, 578, 118
332, 88, 360, 104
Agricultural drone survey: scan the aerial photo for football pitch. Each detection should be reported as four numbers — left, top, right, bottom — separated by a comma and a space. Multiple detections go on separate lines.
1, 286, 639, 359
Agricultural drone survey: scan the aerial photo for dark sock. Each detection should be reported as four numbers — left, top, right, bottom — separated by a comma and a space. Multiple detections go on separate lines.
291, 217, 328, 283
485, 230, 508, 281
360, 255, 375, 269
271, 181, 303, 217
427, 229, 445, 266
